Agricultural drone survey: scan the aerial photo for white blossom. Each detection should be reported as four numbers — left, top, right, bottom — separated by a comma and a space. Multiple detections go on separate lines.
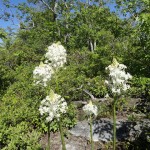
45, 42, 67, 69
105, 58, 132, 95
33, 43, 67, 87
33, 62, 54, 87
104, 93, 110, 98
83, 101, 98, 116
39, 90, 68, 122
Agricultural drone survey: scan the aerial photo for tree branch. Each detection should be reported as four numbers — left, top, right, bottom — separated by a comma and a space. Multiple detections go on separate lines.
40, 0, 54, 12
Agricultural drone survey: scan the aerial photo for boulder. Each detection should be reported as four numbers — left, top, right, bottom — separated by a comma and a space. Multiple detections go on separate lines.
69, 118, 150, 143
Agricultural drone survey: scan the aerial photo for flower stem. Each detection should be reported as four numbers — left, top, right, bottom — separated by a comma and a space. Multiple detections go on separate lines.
90, 115, 94, 150
58, 118, 66, 150
113, 98, 117, 150
48, 122, 51, 150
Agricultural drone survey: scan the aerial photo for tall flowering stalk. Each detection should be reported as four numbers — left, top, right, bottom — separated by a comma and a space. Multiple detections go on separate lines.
105, 58, 132, 150
33, 42, 67, 150
39, 90, 68, 150
83, 101, 98, 150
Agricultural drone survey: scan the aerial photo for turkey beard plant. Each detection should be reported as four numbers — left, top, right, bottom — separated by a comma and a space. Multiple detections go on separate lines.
83, 101, 98, 150
33, 42, 67, 87
105, 58, 132, 95
33, 42, 68, 150
45, 42, 67, 69
105, 58, 132, 150
39, 90, 68, 122
83, 100, 98, 117
33, 62, 54, 87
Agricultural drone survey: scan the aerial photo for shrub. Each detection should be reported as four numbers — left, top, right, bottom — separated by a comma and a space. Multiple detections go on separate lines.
129, 77, 150, 98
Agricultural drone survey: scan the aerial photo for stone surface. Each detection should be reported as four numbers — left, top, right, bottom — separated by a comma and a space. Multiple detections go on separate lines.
40, 129, 103, 150
69, 118, 150, 143
40, 118, 150, 149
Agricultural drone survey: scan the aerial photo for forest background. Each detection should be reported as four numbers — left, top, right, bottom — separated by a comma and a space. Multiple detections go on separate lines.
0, 0, 149, 149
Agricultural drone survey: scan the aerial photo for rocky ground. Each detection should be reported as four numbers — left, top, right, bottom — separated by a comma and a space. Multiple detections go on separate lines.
40, 132, 103, 150
40, 98, 150, 149
40, 118, 150, 150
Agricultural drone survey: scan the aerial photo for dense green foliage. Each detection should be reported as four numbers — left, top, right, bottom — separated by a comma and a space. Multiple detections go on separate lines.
0, 0, 149, 149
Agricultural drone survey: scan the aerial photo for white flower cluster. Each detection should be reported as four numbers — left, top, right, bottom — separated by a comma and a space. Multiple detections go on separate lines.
39, 90, 68, 122
105, 58, 132, 95
45, 43, 67, 69
33, 62, 54, 87
83, 101, 98, 116
33, 42, 67, 86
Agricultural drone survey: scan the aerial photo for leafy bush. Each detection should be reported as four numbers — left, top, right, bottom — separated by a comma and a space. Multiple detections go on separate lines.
0, 122, 42, 150
129, 77, 150, 98
0, 62, 45, 149
49, 51, 108, 102
0, 62, 77, 148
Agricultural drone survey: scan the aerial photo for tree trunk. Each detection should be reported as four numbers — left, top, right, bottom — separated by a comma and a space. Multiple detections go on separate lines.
52, 0, 57, 22
94, 40, 96, 51
89, 39, 94, 52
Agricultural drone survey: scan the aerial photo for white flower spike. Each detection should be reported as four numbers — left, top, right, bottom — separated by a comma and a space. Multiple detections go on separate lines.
33, 62, 54, 87
45, 42, 67, 70
33, 43, 67, 87
105, 58, 132, 95
39, 90, 68, 122
83, 101, 98, 116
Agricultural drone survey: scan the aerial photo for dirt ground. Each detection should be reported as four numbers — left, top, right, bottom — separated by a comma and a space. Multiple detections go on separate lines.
40, 132, 104, 150
40, 132, 128, 150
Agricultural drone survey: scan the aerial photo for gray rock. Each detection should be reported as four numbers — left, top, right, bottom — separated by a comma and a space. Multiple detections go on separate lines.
134, 125, 141, 131
69, 121, 90, 138
65, 143, 79, 150
69, 118, 150, 143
